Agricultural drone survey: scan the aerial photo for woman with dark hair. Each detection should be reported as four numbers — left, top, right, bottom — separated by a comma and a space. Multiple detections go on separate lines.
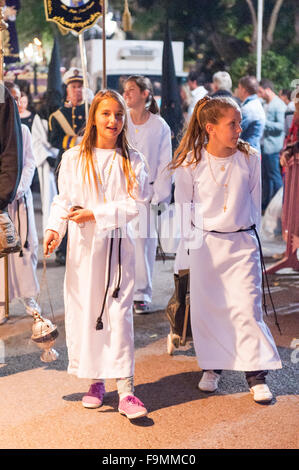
123, 75, 172, 314
18, 90, 35, 131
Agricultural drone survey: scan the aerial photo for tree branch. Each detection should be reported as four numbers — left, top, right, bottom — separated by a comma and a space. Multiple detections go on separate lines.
266, 0, 284, 44
246, 0, 257, 45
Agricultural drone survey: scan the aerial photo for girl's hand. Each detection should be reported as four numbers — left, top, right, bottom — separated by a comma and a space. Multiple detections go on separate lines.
62, 207, 95, 225
44, 230, 60, 257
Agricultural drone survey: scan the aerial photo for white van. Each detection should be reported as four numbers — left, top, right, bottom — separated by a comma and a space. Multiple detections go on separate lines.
79, 38, 187, 93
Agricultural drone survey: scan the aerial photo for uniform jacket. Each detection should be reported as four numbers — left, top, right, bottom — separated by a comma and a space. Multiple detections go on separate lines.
48, 102, 85, 164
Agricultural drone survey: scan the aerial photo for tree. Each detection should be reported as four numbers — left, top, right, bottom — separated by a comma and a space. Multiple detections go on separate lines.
245, 0, 284, 51
126, 0, 298, 84
230, 50, 297, 90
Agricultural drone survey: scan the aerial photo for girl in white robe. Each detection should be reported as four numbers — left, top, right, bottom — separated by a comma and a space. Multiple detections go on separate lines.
44, 90, 150, 420
123, 75, 172, 313
0, 123, 40, 323
173, 96, 282, 403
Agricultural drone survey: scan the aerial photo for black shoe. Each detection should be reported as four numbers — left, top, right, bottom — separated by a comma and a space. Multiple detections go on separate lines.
55, 252, 66, 266
134, 301, 151, 314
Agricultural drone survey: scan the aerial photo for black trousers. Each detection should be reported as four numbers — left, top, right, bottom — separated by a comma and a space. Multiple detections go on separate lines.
204, 370, 268, 388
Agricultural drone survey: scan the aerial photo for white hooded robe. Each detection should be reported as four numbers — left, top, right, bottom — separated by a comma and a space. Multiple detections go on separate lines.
174, 148, 282, 371
46, 146, 150, 379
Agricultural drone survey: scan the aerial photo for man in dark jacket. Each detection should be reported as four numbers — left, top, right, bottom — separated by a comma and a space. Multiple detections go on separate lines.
0, 82, 23, 325
0, 83, 23, 211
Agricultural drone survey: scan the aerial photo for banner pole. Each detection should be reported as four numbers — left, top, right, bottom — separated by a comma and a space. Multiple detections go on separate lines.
4, 256, 9, 317
102, 0, 106, 89
78, 31, 89, 118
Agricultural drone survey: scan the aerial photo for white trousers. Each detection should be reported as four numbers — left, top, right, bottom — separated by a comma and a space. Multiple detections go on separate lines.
134, 236, 157, 303
132, 202, 158, 303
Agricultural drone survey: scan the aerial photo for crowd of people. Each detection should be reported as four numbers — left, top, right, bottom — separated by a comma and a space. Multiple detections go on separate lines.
0, 65, 298, 420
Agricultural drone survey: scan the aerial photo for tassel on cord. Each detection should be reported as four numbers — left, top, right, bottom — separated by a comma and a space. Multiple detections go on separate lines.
122, 0, 132, 32
16, 200, 23, 257
23, 195, 29, 249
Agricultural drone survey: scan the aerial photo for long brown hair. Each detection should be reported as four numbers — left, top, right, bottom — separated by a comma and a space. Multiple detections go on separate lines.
78, 89, 136, 197
170, 95, 251, 169
124, 75, 160, 114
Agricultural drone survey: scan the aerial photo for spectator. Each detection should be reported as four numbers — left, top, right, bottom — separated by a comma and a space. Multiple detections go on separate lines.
179, 83, 191, 123
280, 90, 299, 170
211, 71, 241, 105
258, 78, 287, 212
187, 70, 208, 118
210, 71, 232, 98
237, 75, 265, 152
279, 88, 295, 135
18, 90, 35, 131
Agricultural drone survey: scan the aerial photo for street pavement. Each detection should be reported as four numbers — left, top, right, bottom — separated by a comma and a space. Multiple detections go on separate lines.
0, 192, 298, 453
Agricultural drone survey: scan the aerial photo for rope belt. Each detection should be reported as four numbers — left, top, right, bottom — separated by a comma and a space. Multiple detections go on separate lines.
16, 196, 29, 257
209, 224, 281, 334
96, 228, 122, 331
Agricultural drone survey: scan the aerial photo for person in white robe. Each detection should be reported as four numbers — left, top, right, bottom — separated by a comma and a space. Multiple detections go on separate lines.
44, 90, 150, 420
123, 75, 172, 313
32, 111, 58, 232
0, 122, 40, 322
173, 95, 282, 403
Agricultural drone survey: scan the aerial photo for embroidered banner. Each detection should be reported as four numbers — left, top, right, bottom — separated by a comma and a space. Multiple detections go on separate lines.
3, 0, 20, 64
44, 0, 102, 34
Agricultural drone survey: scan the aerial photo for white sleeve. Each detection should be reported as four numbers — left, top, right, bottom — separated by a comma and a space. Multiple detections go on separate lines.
45, 151, 71, 238
15, 125, 36, 199
92, 152, 150, 233
174, 162, 194, 205
174, 161, 202, 249
32, 114, 59, 167
151, 122, 173, 205
249, 153, 262, 232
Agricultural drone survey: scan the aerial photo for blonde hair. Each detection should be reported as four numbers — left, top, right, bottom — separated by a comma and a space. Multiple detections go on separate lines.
171, 96, 250, 169
78, 89, 136, 197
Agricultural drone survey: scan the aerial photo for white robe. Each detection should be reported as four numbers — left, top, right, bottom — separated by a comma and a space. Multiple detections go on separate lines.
46, 146, 150, 379
31, 114, 58, 232
0, 125, 39, 302
175, 148, 282, 371
127, 112, 172, 303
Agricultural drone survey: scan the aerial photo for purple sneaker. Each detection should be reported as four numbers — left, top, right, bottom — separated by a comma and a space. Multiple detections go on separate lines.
118, 395, 148, 419
82, 382, 105, 409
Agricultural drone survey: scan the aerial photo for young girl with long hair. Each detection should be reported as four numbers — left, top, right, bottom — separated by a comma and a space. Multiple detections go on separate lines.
172, 95, 281, 403
44, 89, 150, 419
123, 75, 172, 314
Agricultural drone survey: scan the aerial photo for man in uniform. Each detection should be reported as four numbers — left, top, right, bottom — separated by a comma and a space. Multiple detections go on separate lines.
48, 67, 86, 265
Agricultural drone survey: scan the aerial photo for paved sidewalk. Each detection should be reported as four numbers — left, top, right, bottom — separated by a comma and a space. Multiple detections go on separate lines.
0, 194, 298, 450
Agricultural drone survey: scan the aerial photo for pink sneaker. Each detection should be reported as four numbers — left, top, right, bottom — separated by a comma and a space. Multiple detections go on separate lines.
82, 382, 105, 409
118, 395, 148, 419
